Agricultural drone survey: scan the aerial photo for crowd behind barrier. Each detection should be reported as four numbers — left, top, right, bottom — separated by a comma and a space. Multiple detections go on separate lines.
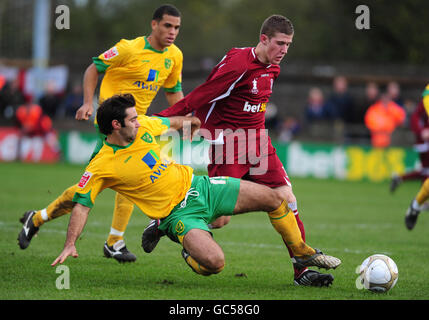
0, 69, 424, 149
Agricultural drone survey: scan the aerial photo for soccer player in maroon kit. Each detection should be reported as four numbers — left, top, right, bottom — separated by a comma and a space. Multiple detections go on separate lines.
391, 85, 429, 192
144, 15, 335, 286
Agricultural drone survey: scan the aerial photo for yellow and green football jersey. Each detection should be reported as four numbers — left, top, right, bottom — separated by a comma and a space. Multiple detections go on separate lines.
73, 115, 193, 219
93, 36, 183, 116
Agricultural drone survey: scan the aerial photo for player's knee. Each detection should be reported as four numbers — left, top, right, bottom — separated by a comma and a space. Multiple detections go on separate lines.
274, 186, 296, 205
284, 188, 296, 204
206, 252, 225, 273
267, 189, 284, 211
211, 264, 225, 274
286, 193, 296, 205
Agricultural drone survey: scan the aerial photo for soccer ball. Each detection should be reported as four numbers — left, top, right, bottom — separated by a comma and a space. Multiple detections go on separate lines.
359, 254, 398, 293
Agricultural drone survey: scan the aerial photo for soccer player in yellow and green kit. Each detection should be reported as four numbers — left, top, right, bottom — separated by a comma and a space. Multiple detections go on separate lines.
51, 93, 341, 277
18, 4, 184, 262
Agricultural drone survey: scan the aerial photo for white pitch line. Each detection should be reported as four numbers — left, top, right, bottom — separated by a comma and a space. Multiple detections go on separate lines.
1, 220, 392, 255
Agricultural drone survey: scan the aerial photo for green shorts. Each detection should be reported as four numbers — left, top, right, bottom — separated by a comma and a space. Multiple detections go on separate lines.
158, 175, 241, 243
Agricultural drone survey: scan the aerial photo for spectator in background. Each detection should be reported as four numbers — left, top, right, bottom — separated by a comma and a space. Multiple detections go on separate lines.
402, 98, 417, 127
366, 81, 380, 105
15, 97, 53, 137
356, 82, 379, 123
39, 81, 62, 119
265, 102, 279, 135
0, 78, 26, 119
15, 97, 55, 161
326, 75, 356, 123
200, 57, 215, 71
348, 81, 380, 144
387, 81, 404, 108
364, 88, 406, 148
278, 116, 300, 143
304, 87, 333, 122
60, 82, 84, 118
0, 75, 5, 91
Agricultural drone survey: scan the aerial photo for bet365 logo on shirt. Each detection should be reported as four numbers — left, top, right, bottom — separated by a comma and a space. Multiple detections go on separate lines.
243, 101, 266, 113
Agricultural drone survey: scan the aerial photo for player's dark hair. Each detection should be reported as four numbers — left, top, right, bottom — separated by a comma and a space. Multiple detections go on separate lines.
152, 4, 181, 21
260, 15, 294, 38
97, 94, 136, 135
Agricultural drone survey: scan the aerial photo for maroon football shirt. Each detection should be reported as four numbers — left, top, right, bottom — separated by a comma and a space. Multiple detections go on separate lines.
155, 47, 280, 142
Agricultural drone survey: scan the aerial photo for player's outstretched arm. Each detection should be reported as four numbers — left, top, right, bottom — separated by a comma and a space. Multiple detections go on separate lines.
51, 203, 91, 266
156, 56, 246, 118
75, 63, 100, 121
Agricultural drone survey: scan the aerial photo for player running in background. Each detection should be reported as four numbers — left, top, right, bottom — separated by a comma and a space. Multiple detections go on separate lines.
404, 84, 429, 230
51, 94, 342, 277
391, 84, 429, 192
18, 4, 184, 262
144, 15, 335, 287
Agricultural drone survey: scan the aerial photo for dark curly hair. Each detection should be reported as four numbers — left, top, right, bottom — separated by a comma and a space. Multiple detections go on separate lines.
96, 94, 136, 135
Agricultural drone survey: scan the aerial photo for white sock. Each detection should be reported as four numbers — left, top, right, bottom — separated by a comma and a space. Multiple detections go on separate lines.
109, 227, 124, 237
41, 208, 49, 221
412, 199, 421, 211
288, 202, 298, 215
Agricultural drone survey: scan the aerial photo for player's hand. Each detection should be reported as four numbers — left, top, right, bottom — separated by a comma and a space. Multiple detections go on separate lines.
191, 117, 201, 140
182, 116, 201, 141
75, 102, 93, 121
51, 245, 78, 266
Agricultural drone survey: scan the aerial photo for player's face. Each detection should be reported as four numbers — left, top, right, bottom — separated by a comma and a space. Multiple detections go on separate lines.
152, 14, 181, 48
263, 32, 293, 65
120, 107, 140, 143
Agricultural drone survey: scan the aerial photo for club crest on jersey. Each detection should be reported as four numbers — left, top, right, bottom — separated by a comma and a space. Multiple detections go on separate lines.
141, 132, 153, 143
102, 47, 119, 60
251, 78, 259, 94
165, 58, 171, 69
78, 171, 92, 188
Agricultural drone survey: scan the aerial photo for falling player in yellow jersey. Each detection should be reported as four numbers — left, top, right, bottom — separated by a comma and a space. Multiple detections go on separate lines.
51, 94, 341, 277
405, 84, 429, 230
18, 5, 184, 262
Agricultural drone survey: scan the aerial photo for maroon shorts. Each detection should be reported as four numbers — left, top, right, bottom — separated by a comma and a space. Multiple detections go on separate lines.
207, 141, 291, 188
420, 151, 429, 169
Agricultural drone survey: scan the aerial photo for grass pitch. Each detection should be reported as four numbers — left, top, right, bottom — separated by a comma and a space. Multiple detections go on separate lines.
1, 161, 429, 300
